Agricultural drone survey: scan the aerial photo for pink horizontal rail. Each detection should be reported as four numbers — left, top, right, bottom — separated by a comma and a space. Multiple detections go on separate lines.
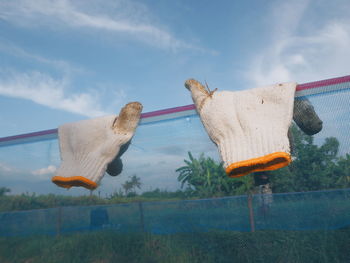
140, 104, 195, 118
297, 75, 350, 91
0, 74, 349, 146
0, 129, 58, 144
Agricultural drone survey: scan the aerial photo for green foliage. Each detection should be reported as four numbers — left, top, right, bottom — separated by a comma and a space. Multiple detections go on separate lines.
0, 188, 191, 213
122, 174, 142, 195
0, 193, 108, 212
176, 152, 252, 197
0, 191, 191, 212
108, 188, 125, 199
0, 229, 349, 263
0, 187, 10, 196
270, 125, 350, 193
176, 125, 350, 197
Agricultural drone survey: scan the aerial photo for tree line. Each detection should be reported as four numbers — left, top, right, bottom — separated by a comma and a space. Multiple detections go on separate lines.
176, 125, 350, 197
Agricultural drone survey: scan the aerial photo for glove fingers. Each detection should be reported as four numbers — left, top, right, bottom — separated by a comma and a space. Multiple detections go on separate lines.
106, 141, 130, 177
116, 140, 131, 158
113, 102, 143, 134
106, 157, 123, 177
293, 98, 323, 135
185, 79, 211, 111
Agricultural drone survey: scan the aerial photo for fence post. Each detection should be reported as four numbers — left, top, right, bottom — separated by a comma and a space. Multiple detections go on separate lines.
138, 202, 145, 232
247, 193, 255, 232
56, 206, 62, 237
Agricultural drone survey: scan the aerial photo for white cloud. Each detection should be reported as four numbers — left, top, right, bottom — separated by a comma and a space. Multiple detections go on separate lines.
31, 165, 57, 176
0, 43, 127, 117
0, 162, 58, 192
0, 162, 14, 173
0, 69, 109, 117
246, 1, 350, 86
0, 0, 198, 51
0, 41, 83, 76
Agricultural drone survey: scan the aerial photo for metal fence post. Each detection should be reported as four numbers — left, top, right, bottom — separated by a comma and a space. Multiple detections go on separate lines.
56, 206, 62, 237
248, 194, 255, 232
138, 202, 145, 232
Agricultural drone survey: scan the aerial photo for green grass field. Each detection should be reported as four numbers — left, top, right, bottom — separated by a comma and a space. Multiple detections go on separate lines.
0, 228, 349, 263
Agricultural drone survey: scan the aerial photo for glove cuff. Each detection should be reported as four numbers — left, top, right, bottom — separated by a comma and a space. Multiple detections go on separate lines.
218, 126, 292, 177
52, 114, 135, 190
52, 176, 98, 190
52, 152, 112, 190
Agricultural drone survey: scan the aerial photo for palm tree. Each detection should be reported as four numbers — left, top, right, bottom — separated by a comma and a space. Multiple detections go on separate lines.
0, 187, 10, 196
176, 152, 237, 197
122, 175, 142, 196
129, 175, 142, 192
122, 181, 133, 196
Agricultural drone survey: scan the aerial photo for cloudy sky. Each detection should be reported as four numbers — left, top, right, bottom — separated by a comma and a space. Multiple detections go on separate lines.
0, 0, 350, 195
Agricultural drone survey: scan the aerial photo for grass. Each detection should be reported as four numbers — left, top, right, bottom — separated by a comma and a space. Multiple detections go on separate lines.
0, 227, 349, 263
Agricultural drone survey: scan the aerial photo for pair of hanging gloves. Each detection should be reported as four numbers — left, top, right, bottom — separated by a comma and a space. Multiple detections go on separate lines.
52, 80, 322, 190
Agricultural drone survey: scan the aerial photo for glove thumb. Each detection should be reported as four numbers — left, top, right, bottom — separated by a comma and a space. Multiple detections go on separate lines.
293, 98, 323, 135
106, 158, 123, 176
185, 79, 211, 111
113, 102, 143, 135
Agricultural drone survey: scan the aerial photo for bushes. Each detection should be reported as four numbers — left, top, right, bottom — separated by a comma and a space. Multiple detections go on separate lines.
0, 190, 190, 212
0, 193, 108, 212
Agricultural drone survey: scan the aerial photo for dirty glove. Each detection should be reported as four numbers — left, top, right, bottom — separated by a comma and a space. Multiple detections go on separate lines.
292, 98, 323, 135
52, 102, 142, 190
185, 79, 296, 178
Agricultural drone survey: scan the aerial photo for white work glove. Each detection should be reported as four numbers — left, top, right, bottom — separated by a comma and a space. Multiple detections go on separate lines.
185, 79, 296, 178
52, 102, 142, 190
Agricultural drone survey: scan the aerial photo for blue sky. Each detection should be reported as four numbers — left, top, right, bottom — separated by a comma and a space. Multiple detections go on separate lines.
0, 0, 350, 195
1, 0, 350, 136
